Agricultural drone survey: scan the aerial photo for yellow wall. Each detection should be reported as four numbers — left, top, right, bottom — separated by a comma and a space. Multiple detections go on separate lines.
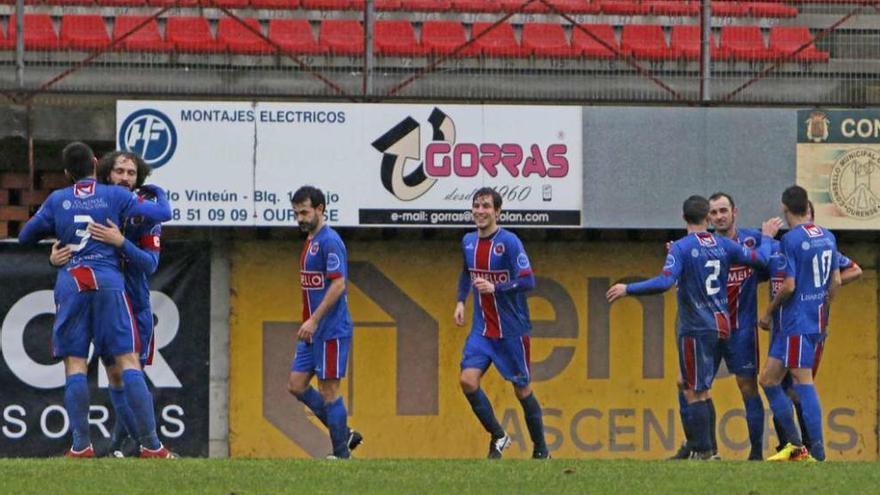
230, 240, 877, 459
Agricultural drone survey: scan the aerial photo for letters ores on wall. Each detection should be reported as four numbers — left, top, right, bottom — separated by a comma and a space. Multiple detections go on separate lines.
0, 243, 211, 457
230, 240, 877, 459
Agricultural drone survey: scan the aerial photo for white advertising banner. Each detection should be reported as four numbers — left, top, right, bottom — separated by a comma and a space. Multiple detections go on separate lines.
117, 101, 583, 227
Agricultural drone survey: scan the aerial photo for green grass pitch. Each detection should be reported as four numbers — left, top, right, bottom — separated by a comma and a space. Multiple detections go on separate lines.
2, 458, 879, 494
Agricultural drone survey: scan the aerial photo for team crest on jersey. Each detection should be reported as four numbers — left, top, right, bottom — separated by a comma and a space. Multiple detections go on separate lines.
74, 181, 95, 199
130, 215, 144, 226
517, 253, 530, 269
493, 243, 505, 256
696, 232, 716, 247
309, 242, 320, 255
803, 224, 823, 238
743, 237, 756, 248
663, 254, 676, 270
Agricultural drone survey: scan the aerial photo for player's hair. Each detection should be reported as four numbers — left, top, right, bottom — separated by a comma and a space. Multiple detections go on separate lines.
472, 187, 502, 210
682, 195, 710, 225
96, 151, 152, 188
291, 185, 326, 210
808, 200, 815, 221
62, 141, 96, 181
782, 185, 809, 216
708, 191, 735, 209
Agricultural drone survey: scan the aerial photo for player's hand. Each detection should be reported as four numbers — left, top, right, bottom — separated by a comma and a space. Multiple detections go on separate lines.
453, 301, 465, 326
758, 313, 772, 331
473, 277, 495, 294
88, 219, 125, 248
606, 283, 628, 303
665, 241, 673, 252
49, 241, 72, 267
761, 217, 784, 238
297, 318, 317, 343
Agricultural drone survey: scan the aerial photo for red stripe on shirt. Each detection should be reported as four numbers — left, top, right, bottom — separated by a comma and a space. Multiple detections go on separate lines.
68, 265, 98, 292
300, 238, 311, 322
139, 234, 160, 252
727, 284, 740, 330
325, 339, 338, 379
476, 238, 501, 339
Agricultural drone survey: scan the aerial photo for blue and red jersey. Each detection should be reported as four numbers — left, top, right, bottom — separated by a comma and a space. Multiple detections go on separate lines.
119, 190, 163, 314
457, 228, 535, 339
299, 225, 353, 340
777, 223, 839, 336
627, 231, 771, 337
18, 178, 171, 300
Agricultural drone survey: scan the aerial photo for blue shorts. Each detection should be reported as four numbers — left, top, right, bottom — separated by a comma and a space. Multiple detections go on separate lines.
53, 290, 138, 359
460, 333, 531, 388
291, 337, 350, 380
717, 326, 759, 377
678, 333, 720, 392
769, 332, 824, 370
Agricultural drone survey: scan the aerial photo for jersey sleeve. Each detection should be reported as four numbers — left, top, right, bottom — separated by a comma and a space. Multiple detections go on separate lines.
456, 239, 471, 303
724, 235, 771, 268
494, 234, 535, 293
626, 244, 681, 295
18, 196, 55, 245
323, 236, 347, 280
783, 235, 798, 279
119, 187, 172, 223
121, 223, 161, 275
837, 251, 855, 270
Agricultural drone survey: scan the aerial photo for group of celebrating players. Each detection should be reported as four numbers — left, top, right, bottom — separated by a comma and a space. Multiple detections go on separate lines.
20, 141, 860, 461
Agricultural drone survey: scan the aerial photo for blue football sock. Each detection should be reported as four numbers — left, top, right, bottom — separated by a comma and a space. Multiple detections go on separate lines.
762, 384, 802, 446
295, 386, 328, 427
678, 391, 691, 444
686, 400, 711, 453
109, 386, 138, 446
772, 416, 787, 449
794, 384, 825, 461
122, 369, 161, 450
706, 398, 717, 452
793, 398, 811, 450
744, 394, 765, 456
64, 373, 91, 451
464, 388, 504, 438
325, 397, 350, 458
518, 393, 547, 453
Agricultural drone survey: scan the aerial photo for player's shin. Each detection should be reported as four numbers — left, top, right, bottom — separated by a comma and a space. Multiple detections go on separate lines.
685, 400, 712, 454
518, 393, 548, 455
464, 388, 505, 438
295, 386, 329, 427
122, 368, 162, 450
325, 397, 350, 458
744, 395, 765, 459
793, 384, 825, 460
64, 373, 92, 451
706, 398, 718, 454
762, 384, 803, 446
109, 387, 138, 446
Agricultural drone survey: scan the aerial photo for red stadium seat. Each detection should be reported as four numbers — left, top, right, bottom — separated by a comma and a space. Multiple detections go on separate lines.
166, 16, 226, 52
96, 0, 148, 6
147, 0, 200, 6
319, 20, 364, 55
711, 2, 748, 17
646, 1, 698, 16
113, 16, 170, 51
45, 0, 93, 5
719, 25, 773, 60
522, 23, 577, 57
545, 0, 600, 13
769, 26, 829, 62
571, 23, 617, 59
8, 14, 62, 50
621, 24, 674, 59
268, 19, 326, 54
61, 15, 110, 50
470, 22, 530, 57
205, 0, 250, 7
302, 0, 351, 8
374, 20, 425, 56
400, 0, 450, 10
500, 0, 551, 13
218, 18, 271, 54
451, 0, 502, 12
421, 20, 475, 56
251, 0, 300, 8
748, 2, 798, 18
351, 0, 402, 10
670, 25, 723, 60
0, 21, 11, 50
600, 0, 651, 15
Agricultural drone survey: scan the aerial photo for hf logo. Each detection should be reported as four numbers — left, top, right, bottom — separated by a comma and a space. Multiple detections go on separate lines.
118, 109, 178, 168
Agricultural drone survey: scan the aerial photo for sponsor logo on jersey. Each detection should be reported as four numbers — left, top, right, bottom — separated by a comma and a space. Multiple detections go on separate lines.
728, 265, 753, 285
469, 269, 510, 284
517, 252, 530, 269
300, 271, 325, 289
696, 232, 717, 247
493, 243, 505, 256
118, 108, 178, 168
74, 181, 95, 199
804, 224, 824, 238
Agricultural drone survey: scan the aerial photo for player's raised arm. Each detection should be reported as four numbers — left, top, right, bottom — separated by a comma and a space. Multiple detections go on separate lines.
90, 220, 161, 275
119, 184, 172, 223
18, 198, 56, 245
607, 246, 682, 302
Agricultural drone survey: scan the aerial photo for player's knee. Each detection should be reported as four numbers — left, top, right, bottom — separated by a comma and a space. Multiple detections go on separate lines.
758, 372, 777, 388
513, 385, 531, 400
459, 375, 479, 394
107, 368, 124, 388
737, 377, 759, 398
287, 378, 306, 397
317, 385, 338, 403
